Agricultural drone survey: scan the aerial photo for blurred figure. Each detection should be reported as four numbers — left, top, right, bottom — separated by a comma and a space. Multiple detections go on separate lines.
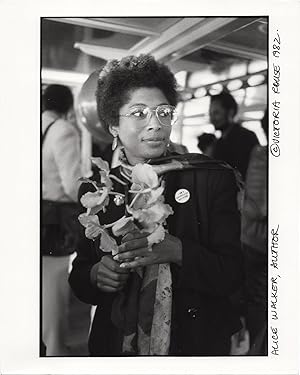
42, 84, 82, 356
241, 110, 268, 355
168, 141, 188, 154
197, 133, 216, 157
209, 91, 259, 179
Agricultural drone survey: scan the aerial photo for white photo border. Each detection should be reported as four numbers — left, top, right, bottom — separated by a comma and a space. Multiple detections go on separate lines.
0, 1, 299, 374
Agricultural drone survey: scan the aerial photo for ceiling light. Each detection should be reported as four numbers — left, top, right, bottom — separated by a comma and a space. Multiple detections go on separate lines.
41, 69, 89, 86
248, 60, 267, 74
208, 83, 223, 95
74, 43, 127, 60
243, 111, 265, 120
194, 87, 207, 98
175, 71, 188, 87
247, 74, 265, 86
227, 79, 243, 91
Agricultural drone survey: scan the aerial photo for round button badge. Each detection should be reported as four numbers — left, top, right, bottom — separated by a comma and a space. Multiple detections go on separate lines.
175, 188, 190, 204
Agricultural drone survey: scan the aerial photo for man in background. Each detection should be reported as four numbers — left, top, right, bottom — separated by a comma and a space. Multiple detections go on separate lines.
208, 91, 258, 180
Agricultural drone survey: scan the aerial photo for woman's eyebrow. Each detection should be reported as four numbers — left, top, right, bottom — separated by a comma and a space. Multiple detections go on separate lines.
129, 102, 169, 108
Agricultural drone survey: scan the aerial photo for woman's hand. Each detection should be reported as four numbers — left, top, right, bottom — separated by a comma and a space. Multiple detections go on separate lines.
90, 255, 130, 292
113, 231, 182, 269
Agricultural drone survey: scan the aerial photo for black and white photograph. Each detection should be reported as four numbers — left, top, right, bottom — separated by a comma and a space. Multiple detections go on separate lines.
0, 1, 299, 375
41, 16, 268, 358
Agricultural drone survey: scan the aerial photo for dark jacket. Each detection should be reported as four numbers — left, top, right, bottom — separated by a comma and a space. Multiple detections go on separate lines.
69, 154, 244, 356
213, 124, 259, 180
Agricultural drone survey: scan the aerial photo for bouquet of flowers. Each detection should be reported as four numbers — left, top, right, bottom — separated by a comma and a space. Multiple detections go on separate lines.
77, 157, 174, 258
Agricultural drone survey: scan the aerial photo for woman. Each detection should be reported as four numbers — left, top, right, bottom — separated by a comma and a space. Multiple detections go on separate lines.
69, 55, 243, 356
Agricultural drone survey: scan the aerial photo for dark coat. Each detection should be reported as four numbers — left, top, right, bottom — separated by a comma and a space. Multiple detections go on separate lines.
213, 124, 259, 180
69, 154, 244, 356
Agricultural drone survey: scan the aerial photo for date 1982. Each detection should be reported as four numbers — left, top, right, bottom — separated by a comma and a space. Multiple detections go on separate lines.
273, 31, 281, 58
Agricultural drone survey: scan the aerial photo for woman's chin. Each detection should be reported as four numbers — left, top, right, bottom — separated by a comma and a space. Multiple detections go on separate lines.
142, 145, 167, 160
124, 144, 167, 164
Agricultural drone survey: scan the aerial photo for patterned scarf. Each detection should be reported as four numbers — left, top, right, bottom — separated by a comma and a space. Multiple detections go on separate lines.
111, 262, 172, 355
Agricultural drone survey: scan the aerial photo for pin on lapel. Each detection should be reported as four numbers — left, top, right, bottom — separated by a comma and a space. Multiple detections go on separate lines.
175, 188, 190, 204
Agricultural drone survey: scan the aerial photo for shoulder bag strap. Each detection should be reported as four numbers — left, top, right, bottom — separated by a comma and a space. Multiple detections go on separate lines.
41, 119, 57, 146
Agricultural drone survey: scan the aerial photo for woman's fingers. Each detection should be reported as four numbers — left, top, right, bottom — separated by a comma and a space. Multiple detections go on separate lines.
119, 257, 150, 269
122, 230, 148, 243
97, 285, 123, 293
118, 237, 148, 253
95, 255, 129, 292
101, 254, 129, 273
113, 247, 151, 262
96, 275, 127, 289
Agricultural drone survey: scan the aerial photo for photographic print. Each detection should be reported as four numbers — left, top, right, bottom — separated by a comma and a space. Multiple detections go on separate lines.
0, 1, 299, 375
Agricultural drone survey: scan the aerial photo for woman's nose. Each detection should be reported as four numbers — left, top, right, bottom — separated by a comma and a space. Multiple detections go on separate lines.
146, 111, 161, 130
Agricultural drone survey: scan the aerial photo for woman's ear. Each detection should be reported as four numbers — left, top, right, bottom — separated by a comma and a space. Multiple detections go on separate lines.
109, 125, 118, 138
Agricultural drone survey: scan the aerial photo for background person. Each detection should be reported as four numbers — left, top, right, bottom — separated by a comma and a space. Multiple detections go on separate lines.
209, 91, 259, 180
241, 110, 268, 355
69, 55, 243, 356
197, 132, 217, 157
42, 84, 82, 356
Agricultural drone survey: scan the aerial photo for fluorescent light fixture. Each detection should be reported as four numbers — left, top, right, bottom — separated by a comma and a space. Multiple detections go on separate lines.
227, 79, 243, 91
231, 89, 246, 105
228, 63, 247, 79
194, 87, 207, 98
42, 68, 89, 86
74, 43, 127, 60
179, 91, 193, 101
248, 60, 268, 74
208, 83, 223, 95
175, 71, 188, 87
247, 74, 265, 86
242, 110, 265, 120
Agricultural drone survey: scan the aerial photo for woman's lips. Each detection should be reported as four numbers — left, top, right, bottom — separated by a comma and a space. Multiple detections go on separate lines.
143, 137, 165, 142
143, 137, 165, 146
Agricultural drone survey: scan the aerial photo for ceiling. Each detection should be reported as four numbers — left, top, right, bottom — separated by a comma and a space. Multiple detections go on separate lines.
41, 17, 268, 87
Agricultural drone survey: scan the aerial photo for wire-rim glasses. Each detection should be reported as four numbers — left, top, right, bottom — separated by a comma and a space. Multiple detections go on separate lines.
119, 104, 178, 127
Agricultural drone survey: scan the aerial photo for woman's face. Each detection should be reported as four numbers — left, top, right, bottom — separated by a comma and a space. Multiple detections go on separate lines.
112, 87, 172, 165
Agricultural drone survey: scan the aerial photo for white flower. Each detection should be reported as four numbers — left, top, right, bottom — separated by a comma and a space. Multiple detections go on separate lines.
80, 188, 110, 214
99, 228, 119, 255
129, 201, 173, 231
131, 164, 159, 188
112, 216, 136, 237
147, 225, 166, 246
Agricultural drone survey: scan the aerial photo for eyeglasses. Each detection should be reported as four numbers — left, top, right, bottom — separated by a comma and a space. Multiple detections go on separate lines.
119, 104, 178, 127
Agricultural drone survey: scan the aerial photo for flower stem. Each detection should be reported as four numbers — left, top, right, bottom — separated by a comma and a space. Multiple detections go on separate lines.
128, 192, 142, 208
129, 188, 151, 194
109, 174, 127, 186
103, 216, 126, 229
109, 191, 125, 197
